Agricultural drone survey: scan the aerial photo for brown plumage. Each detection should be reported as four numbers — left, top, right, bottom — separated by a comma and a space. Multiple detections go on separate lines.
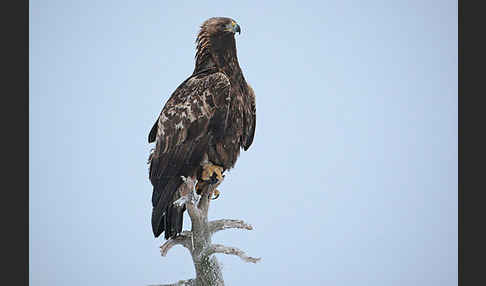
148, 17, 256, 239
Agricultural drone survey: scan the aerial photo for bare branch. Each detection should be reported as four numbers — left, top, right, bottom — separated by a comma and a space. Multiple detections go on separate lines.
160, 231, 193, 256
203, 244, 261, 264
156, 170, 259, 285
195, 185, 212, 218
148, 279, 195, 286
208, 219, 253, 234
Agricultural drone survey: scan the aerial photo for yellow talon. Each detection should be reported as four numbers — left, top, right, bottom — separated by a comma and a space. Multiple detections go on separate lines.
214, 167, 223, 181
212, 189, 220, 200
201, 163, 224, 183
198, 162, 224, 199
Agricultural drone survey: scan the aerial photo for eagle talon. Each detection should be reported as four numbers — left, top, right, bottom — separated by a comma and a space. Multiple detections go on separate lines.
201, 163, 224, 184
208, 173, 219, 184
212, 189, 220, 200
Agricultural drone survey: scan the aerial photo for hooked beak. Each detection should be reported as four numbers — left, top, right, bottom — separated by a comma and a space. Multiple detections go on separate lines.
226, 21, 241, 35
234, 23, 241, 34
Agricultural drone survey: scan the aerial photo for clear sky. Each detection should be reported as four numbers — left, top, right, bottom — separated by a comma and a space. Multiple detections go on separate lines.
30, 0, 457, 285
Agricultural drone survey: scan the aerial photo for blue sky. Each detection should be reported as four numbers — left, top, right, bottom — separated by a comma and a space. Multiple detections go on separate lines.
30, 1, 457, 285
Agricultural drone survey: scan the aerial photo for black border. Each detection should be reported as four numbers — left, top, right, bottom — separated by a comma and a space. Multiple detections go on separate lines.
3, 0, 29, 285
459, 0, 484, 284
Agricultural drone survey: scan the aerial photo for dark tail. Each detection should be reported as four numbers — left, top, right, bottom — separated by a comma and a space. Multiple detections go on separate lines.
149, 139, 206, 239
151, 177, 186, 239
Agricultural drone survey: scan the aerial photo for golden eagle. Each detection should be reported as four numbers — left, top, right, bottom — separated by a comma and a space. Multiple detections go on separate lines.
148, 17, 256, 239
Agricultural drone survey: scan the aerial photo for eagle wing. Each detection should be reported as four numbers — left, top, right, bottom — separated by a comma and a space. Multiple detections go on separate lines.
148, 71, 231, 238
242, 84, 256, 150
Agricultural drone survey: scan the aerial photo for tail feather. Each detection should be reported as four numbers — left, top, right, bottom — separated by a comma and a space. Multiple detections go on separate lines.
161, 204, 185, 239
151, 177, 185, 239
173, 205, 185, 235
151, 208, 165, 237
165, 204, 173, 239
149, 140, 205, 239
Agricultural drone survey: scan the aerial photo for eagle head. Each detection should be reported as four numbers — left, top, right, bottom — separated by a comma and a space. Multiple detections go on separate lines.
199, 17, 241, 38
195, 17, 241, 72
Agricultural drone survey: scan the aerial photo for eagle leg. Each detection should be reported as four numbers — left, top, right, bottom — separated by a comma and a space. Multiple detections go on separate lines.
197, 162, 224, 200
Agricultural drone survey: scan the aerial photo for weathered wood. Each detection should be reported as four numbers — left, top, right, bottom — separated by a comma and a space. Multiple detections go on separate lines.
208, 219, 253, 234
202, 244, 261, 264
154, 176, 259, 286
